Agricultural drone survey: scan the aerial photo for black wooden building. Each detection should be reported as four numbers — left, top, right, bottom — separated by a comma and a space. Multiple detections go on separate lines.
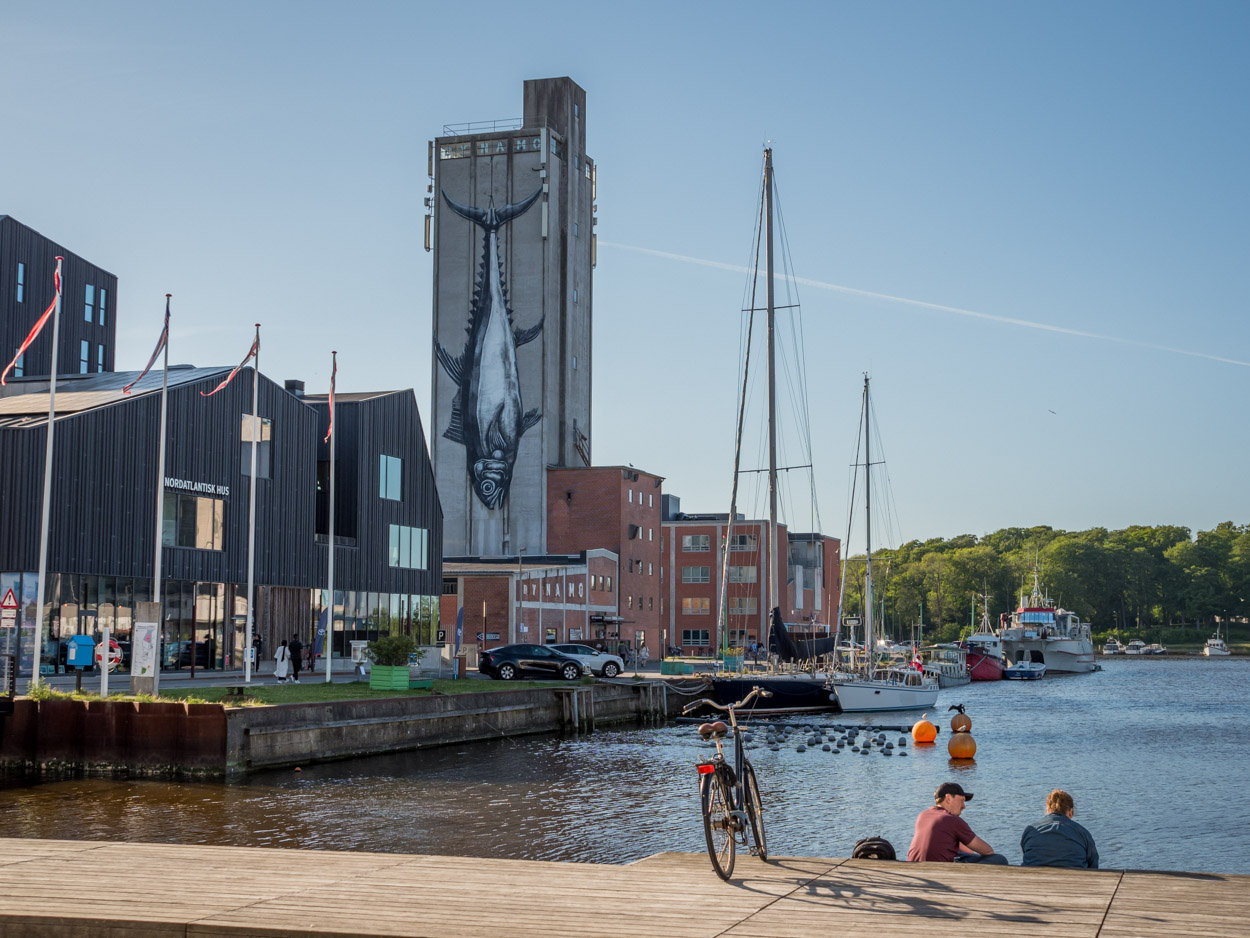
1, 216, 117, 379
0, 366, 442, 677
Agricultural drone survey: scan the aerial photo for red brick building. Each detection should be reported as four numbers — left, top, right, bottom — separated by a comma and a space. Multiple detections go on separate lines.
547, 466, 662, 654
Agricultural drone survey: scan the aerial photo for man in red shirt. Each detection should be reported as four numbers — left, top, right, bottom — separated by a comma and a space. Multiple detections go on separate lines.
907, 782, 1009, 864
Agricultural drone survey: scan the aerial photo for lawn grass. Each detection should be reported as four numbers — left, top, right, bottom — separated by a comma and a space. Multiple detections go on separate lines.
161, 678, 583, 707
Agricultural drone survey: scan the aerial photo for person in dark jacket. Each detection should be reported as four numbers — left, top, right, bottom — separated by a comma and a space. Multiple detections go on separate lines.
1021, 789, 1098, 868
288, 635, 304, 683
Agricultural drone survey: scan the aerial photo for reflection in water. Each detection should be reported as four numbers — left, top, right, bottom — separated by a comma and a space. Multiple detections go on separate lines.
2, 658, 1248, 872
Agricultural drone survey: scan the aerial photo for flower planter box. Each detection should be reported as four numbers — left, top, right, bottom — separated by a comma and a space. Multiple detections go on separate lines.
720, 655, 744, 671
408, 679, 433, 690
369, 665, 411, 691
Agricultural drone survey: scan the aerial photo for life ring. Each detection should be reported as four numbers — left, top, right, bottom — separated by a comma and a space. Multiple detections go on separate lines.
95, 638, 122, 671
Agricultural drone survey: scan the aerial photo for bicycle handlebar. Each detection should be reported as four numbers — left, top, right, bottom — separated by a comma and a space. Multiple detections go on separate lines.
681, 685, 773, 715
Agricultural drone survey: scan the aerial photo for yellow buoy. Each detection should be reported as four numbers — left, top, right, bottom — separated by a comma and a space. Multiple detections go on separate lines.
912, 714, 938, 743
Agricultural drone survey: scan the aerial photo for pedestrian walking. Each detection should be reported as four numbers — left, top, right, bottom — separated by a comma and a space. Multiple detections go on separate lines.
273, 640, 291, 683
288, 635, 304, 683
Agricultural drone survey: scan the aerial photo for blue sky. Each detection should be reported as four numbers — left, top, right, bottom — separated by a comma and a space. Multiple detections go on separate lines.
2, 1, 1246, 547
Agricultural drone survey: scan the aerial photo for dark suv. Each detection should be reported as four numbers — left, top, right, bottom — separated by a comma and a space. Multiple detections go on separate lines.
479, 644, 586, 681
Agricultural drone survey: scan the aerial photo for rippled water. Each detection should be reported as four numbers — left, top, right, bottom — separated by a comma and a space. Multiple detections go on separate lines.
2, 658, 1248, 872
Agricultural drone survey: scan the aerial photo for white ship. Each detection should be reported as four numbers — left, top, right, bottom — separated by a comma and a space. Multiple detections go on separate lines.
998, 570, 1096, 673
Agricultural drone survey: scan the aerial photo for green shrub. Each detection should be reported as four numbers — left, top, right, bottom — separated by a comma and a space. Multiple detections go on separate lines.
365, 633, 425, 667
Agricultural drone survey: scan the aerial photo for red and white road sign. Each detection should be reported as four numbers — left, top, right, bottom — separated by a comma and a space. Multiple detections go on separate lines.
0, 588, 16, 629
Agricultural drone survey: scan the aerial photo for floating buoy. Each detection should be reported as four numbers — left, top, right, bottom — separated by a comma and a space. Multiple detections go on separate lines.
294, 767, 302, 772
948, 731, 977, 760
822, 744, 831, 751
796, 745, 807, 752
912, 714, 938, 743
949, 703, 972, 733
899, 751, 908, 757
897, 737, 907, 747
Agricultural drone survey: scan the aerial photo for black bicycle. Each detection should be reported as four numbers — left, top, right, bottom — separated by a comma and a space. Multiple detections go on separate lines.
683, 686, 771, 880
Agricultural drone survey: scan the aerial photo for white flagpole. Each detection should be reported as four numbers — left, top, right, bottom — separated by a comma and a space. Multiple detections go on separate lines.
152, 296, 170, 692
30, 257, 63, 688
325, 350, 336, 683
244, 324, 260, 683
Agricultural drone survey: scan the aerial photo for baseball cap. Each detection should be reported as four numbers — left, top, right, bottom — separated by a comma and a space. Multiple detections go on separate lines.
935, 782, 974, 802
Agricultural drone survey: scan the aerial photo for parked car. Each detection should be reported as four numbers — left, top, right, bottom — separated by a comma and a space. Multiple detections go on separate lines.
162, 640, 214, 669
549, 643, 625, 677
479, 644, 586, 681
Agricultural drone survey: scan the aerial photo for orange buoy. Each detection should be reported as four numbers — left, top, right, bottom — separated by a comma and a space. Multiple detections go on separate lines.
912, 714, 938, 743
947, 732, 977, 760
949, 703, 972, 733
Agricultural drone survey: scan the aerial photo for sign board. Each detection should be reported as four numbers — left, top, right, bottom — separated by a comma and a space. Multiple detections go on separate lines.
436, 629, 447, 643
476, 631, 500, 642
0, 588, 16, 630
130, 603, 162, 695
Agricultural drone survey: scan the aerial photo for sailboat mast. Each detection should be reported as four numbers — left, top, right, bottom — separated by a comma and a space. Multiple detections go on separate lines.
862, 375, 873, 666
765, 147, 779, 618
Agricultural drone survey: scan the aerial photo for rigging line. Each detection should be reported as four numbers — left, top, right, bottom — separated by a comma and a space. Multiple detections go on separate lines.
721, 162, 767, 632
835, 387, 868, 631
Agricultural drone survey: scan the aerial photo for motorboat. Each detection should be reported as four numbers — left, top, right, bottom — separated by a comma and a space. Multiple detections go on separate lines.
1102, 637, 1125, 655
1124, 640, 1147, 655
998, 570, 1096, 673
1146, 643, 1167, 655
1003, 659, 1046, 680
1203, 633, 1231, 656
922, 643, 971, 688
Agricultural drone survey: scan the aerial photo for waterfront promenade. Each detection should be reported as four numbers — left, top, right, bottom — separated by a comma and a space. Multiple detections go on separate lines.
0, 838, 1243, 937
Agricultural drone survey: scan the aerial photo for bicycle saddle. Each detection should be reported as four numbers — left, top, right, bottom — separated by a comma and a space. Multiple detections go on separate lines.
698, 721, 729, 739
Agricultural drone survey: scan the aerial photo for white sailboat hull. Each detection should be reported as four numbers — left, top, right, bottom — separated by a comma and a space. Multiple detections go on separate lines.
832, 678, 939, 712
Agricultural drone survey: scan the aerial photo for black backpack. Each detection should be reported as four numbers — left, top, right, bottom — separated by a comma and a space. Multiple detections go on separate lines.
851, 836, 897, 860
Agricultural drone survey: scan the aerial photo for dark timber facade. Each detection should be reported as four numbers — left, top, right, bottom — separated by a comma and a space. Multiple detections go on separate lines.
0, 368, 442, 678
0, 216, 117, 379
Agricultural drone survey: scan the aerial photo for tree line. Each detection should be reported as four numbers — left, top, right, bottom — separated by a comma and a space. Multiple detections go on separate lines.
839, 522, 1250, 645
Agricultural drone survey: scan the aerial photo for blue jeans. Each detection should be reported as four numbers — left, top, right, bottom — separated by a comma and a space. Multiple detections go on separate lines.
955, 852, 1009, 865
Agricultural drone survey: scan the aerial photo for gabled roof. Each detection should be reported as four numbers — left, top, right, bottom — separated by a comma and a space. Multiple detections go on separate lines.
0, 367, 231, 426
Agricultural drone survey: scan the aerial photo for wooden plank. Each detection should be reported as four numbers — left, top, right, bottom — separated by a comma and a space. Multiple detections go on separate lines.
0, 840, 1247, 938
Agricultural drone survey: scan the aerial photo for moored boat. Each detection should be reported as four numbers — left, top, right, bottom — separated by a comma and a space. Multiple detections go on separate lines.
961, 598, 1004, 681
1203, 627, 1231, 656
1003, 659, 1046, 680
1102, 637, 1125, 655
922, 643, 971, 688
1124, 639, 1147, 655
998, 570, 1096, 673
1146, 643, 1167, 655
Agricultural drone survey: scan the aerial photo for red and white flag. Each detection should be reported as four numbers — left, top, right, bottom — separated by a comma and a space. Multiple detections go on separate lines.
123, 295, 171, 393
201, 328, 259, 398
1, 257, 62, 386
324, 351, 337, 442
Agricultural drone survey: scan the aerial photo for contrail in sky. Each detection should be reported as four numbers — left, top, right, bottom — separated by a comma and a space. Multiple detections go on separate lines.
600, 241, 1250, 369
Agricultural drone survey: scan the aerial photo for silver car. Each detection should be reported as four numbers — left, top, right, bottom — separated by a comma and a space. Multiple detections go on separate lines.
550, 643, 625, 678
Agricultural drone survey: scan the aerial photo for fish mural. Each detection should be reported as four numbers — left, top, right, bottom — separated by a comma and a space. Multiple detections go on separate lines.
437, 185, 544, 510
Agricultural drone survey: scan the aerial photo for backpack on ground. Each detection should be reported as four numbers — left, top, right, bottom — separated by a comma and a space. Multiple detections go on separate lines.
851, 836, 897, 860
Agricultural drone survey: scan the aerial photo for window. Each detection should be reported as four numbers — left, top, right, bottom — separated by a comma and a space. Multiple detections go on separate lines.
573, 222, 578, 236
648, 527, 653, 541
682, 629, 710, 646
628, 596, 633, 610
648, 597, 653, 610
573, 356, 578, 370
628, 490, 633, 503
162, 493, 224, 550
682, 566, 710, 583
15, 263, 24, 303
729, 533, 757, 551
574, 103, 579, 118
648, 562, 653, 576
379, 454, 402, 500
98, 288, 107, 327
682, 534, 710, 552
682, 597, 710, 615
729, 566, 758, 583
387, 524, 429, 569
96, 344, 105, 373
12, 349, 23, 378
729, 597, 759, 615
80, 340, 90, 373
84, 284, 94, 322
606, 576, 612, 591
442, 578, 458, 595
240, 415, 273, 478
649, 494, 653, 507
546, 583, 551, 596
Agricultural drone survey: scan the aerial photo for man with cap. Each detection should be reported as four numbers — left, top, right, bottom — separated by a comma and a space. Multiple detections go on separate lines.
907, 782, 1009, 864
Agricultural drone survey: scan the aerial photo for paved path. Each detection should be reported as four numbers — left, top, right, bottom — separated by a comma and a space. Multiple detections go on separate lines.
0, 838, 1243, 937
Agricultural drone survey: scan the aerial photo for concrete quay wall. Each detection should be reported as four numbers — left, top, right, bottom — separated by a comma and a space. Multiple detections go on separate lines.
0, 680, 678, 778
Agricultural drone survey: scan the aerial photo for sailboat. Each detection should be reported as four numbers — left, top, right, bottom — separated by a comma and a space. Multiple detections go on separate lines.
707, 147, 841, 717
829, 376, 940, 712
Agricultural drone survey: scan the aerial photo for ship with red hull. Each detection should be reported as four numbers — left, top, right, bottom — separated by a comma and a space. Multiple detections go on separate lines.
962, 631, 1004, 681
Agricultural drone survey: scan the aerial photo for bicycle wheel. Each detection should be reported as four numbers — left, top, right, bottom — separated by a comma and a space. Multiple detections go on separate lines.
743, 760, 768, 861
701, 770, 736, 880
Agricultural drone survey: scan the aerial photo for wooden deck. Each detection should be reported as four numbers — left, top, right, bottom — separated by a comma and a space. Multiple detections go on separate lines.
0, 838, 1245, 937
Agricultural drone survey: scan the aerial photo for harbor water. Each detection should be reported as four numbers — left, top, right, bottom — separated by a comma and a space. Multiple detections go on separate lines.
1, 657, 1247, 873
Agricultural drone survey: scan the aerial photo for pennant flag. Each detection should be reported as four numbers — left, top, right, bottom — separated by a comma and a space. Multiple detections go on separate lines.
324, 351, 337, 442
200, 330, 260, 397
1, 258, 62, 386
123, 295, 171, 393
